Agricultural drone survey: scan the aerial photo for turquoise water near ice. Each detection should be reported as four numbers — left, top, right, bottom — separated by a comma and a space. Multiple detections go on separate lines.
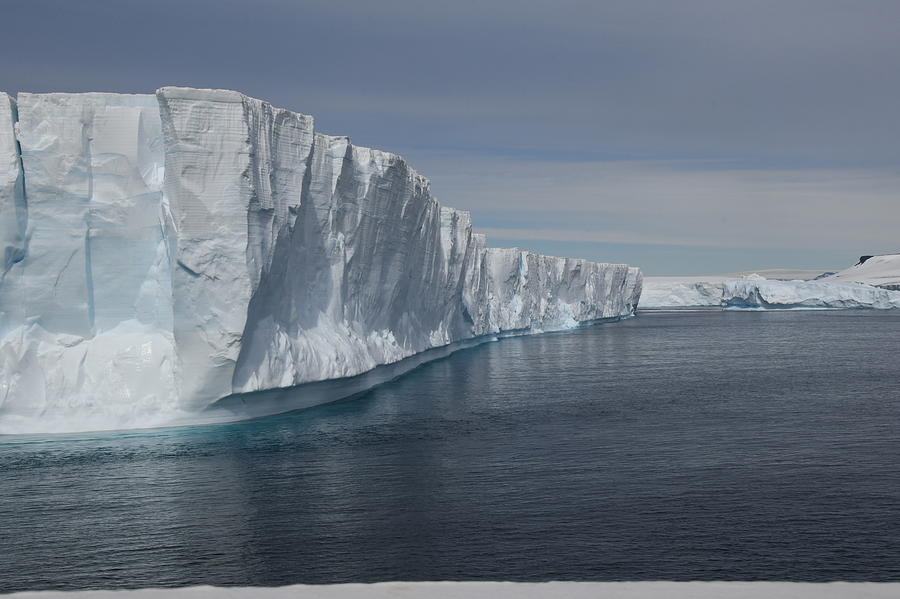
2, 311, 900, 590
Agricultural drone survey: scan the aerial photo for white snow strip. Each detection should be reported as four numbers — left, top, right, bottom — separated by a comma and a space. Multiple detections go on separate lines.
4, 581, 900, 599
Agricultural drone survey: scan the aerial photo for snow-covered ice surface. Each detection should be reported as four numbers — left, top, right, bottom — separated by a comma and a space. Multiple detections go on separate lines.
639, 276, 727, 309
0, 88, 642, 434
824, 254, 900, 289
5, 582, 900, 599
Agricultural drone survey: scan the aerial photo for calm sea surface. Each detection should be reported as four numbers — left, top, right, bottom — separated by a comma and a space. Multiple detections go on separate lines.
2, 311, 900, 590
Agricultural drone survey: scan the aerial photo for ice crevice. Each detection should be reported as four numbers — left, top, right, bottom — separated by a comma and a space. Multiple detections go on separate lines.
1, 93, 26, 276
0, 87, 642, 434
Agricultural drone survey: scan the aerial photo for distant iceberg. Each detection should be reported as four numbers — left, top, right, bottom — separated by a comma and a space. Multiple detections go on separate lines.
641, 273, 900, 310
723, 276, 900, 310
0, 88, 642, 433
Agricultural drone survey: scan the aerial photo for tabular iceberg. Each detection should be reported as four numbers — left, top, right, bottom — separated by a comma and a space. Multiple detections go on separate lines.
640, 272, 900, 311
0, 88, 642, 433
723, 277, 900, 310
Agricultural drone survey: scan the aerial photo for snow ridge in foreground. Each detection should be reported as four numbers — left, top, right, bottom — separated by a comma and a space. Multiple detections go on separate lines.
4, 581, 900, 599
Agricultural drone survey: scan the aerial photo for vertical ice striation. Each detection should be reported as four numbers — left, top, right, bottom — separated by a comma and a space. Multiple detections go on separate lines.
0, 93, 177, 431
0, 87, 642, 433
156, 88, 259, 406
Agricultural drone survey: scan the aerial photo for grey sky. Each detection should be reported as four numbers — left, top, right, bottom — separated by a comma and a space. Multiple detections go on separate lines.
4, 0, 899, 274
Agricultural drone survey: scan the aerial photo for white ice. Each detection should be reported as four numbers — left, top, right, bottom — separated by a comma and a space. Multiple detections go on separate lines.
5, 581, 900, 599
0, 88, 642, 434
641, 270, 900, 311
639, 276, 727, 309
723, 275, 900, 310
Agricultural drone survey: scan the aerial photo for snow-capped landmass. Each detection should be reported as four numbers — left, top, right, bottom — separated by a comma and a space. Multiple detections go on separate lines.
824, 254, 900, 289
727, 268, 830, 280
5, 581, 900, 599
639, 276, 727, 308
0, 88, 642, 434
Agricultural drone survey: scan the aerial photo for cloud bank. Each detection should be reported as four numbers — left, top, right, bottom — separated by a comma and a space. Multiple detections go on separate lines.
3, 0, 898, 272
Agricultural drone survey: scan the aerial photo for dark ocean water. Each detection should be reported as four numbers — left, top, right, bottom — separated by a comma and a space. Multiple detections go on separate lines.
2, 310, 900, 591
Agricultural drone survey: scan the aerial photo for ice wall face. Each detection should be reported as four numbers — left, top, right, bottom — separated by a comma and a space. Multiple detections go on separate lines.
155, 88, 289, 405
0, 93, 178, 431
1, 93, 169, 334
158, 87, 641, 404
0, 87, 641, 433
638, 277, 726, 309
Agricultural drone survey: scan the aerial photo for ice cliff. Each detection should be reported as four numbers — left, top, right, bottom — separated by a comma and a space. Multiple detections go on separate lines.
639, 277, 726, 309
0, 88, 642, 433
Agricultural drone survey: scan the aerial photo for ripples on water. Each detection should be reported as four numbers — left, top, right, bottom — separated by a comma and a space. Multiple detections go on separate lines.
2, 311, 900, 590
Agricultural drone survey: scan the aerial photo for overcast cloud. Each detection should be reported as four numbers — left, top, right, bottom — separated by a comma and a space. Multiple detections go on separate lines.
3, 0, 899, 273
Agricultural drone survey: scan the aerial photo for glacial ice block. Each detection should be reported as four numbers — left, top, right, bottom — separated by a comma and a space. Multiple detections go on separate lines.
639, 277, 726, 309
3, 93, 169, 335
0, 87, 642, 433
0, 93, 177, 431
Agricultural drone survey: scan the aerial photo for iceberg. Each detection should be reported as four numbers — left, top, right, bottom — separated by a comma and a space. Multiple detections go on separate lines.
0, 88, 642, 434
640, 272, 900, 311
723, 276, 900, 310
